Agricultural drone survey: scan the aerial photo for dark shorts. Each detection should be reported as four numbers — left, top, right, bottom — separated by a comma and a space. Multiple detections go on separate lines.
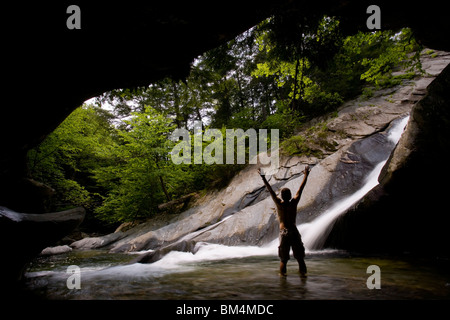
278, 227, 306, 262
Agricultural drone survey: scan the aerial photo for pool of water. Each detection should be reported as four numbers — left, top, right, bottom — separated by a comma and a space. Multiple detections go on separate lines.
23, 249, 450, 300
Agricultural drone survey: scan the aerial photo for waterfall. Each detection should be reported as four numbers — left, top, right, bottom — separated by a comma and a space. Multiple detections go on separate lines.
298, 115, 410, 250
298, 160, 387, 250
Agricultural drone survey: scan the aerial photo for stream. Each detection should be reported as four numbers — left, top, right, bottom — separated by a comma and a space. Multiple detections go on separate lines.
24, 248, 450, 299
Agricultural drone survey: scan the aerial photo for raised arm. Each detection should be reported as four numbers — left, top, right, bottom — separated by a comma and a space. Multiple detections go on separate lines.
258, 168, 281, 204
292, 165, 310, 204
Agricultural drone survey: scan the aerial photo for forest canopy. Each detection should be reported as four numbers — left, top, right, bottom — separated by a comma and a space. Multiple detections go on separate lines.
27, 15, 423, 226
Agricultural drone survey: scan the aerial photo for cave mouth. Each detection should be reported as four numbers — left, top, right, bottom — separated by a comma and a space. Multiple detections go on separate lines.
2, 1, 450, 293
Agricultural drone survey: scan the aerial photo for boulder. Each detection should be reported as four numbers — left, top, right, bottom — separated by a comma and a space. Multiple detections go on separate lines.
40, 245, 72, 256
70, 233, 125, 250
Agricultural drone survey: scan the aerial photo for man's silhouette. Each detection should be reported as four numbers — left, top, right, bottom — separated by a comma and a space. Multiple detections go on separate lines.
258, 165, 310, 277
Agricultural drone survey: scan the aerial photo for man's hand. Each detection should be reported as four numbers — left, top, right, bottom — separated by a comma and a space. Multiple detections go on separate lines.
257, 168, 264, 176
304, 165, 310, 176
293, 164, 311, 203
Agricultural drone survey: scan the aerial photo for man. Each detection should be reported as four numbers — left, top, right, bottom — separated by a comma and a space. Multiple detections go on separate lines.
258, 165, 310, 277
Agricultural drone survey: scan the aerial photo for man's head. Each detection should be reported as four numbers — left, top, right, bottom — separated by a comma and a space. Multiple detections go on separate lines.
280, 188, 292, 202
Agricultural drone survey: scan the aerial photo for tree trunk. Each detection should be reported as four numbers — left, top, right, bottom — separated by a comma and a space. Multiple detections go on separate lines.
172, 81, 181, 128
262, 81, 269, 120
291, 57, 301, 111
155, 159, 171, 202
235, 71, 246, 111
159, 175, 171, 202
299, 55, 305, 105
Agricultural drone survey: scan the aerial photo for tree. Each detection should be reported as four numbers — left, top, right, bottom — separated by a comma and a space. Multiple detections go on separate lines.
252, 16, 344, 119
93, 106, 184, 222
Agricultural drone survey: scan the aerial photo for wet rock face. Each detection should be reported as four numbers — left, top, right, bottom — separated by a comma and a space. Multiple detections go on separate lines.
308, 130, 392, 214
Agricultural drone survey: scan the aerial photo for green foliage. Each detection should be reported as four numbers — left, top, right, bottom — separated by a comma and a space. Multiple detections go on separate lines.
27, 105, 117, 211
93, 106, 183, 222
358, 29, 422, 87
280, 135, 313, 156
280, 121, 336, 157
93, 107, 248, 223
261, 105, 304, 139
330, 29, 422, 93
252, 15, 345, 116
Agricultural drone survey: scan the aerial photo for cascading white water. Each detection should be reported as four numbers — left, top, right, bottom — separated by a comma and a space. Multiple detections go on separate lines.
386, 115, 410, 144
298, 160, 387, 250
